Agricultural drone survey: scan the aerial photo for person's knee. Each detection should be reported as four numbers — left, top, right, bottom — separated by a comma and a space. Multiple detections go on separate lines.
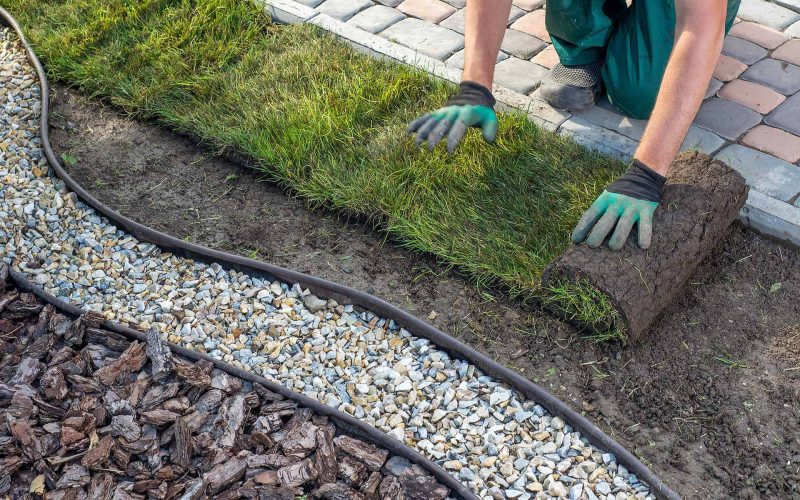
602, 65, 660, 120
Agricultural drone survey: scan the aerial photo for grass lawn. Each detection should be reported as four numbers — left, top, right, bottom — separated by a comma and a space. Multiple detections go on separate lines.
7, 0, 626, 336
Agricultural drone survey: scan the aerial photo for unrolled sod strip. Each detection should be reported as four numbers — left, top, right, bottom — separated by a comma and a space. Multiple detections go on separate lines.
542, 152, 748, 342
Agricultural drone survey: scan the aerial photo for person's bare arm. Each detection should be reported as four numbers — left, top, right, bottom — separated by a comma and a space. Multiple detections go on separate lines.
634, 0, 728, 175
462, 0, 513, 89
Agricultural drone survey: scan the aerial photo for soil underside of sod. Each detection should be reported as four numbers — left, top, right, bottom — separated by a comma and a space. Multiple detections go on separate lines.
51, 87, 800, 499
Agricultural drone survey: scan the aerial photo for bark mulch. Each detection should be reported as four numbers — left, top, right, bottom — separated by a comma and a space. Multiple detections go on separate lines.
0, 265, 450, 500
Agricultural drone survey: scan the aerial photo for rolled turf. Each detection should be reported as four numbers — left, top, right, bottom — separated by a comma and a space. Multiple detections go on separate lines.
542, 152, 748, 341
4, 0, 628, 336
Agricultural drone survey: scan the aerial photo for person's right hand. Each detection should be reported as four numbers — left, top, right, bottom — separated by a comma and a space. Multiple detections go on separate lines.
407, 81, 498, 154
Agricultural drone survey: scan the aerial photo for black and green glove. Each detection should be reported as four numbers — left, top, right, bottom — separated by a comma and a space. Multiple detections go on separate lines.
407, 80, 498, 153
572, 160, 666, 250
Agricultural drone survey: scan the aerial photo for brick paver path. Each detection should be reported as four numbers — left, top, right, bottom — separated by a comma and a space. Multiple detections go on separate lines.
293, 0, 800, 226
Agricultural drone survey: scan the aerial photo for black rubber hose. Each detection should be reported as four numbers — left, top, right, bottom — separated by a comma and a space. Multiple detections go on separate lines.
0, 6, 680, 500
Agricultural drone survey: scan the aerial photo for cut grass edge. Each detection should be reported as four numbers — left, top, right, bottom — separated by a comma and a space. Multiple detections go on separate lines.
542, 277, 626, 342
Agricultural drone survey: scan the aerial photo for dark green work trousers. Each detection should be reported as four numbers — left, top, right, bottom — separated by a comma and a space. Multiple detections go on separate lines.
546, 0, 740, 118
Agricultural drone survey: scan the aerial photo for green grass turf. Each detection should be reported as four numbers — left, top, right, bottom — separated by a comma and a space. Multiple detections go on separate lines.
543, 278, 625, 341
7, 0, 626, 337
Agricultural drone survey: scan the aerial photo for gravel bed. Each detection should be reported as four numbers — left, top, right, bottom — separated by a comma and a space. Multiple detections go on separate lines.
0, 270, 452, 499
0, 27, 653, 500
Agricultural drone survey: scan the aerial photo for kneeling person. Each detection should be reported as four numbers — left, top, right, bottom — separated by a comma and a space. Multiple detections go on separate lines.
408, 0, 739, 251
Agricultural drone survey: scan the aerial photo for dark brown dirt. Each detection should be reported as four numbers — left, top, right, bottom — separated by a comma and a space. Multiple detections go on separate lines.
49, 87, 800, 499
544, 152, 749, 340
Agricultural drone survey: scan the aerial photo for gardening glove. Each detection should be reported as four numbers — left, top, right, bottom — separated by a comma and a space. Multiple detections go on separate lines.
571, 160, 666, 250
407, 80, 498, 153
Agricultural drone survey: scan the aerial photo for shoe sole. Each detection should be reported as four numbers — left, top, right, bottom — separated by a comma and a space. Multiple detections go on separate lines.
539, 81, 602, 111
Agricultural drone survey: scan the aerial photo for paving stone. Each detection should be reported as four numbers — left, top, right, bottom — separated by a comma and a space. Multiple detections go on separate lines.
729, 21, 791, 48
493, 57, 548, 94
713, 54, 748, 81
680, 126, 727, 156
787, 20, 800, 37
508, 6, 526, 24
375, 0, 403, 6
694, 97, 763, 140
705, 78, 724, 99
348, 5, 405, 33
742, 125, 800, 163
445, 49, 507, 70
742, 189, 800, 246
575, 100, 647, 140
264, 0, 319, 23
439, 7, 527, 35
773, 0, 800, 14
532, 45, 559, 69
441, 0, 465, 8
381, 18, 464, 60
737, 0, 800, 30
294, 0, 324, 7
513, 0, 545, 11
765, 91, 800, 135
714, 144, 800, 202
717, 79, 786, 112
439, 8, 465, 33
397, 0, 456, 23
558, 116, 638, 162
721, 36, 768, 65
741, 58, 800, 94
773, 39, 800, 66
506, 88, 571, 130
317, 0, 373, 21
501, 29, 547, 59
510, 10, 550, 43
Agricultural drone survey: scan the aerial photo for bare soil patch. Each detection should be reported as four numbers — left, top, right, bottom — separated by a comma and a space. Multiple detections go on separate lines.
49, 87, 800, 498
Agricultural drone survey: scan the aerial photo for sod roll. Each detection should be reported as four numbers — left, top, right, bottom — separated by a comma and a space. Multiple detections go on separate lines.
542, 151, 748, 341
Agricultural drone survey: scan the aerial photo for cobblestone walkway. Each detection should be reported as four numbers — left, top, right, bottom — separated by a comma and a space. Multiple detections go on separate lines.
279, 0, 800, 244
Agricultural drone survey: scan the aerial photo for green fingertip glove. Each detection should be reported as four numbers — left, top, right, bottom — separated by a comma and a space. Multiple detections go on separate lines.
571, 160, 666, 250
407, 80, 498, 153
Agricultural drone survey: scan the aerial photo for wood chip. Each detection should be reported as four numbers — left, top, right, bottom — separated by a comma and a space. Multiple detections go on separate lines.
94, 341, 147, 386
277, 458, 318, 487
204, 457, 246, 494
0, 280, 448, 499
145, 327, 172, 380
334, 435, 389, 471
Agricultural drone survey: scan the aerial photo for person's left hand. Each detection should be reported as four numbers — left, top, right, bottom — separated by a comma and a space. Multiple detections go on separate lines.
571, 160, 666, 250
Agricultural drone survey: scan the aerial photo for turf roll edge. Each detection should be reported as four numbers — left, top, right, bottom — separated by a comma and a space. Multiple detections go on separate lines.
542, 151, 748, 341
